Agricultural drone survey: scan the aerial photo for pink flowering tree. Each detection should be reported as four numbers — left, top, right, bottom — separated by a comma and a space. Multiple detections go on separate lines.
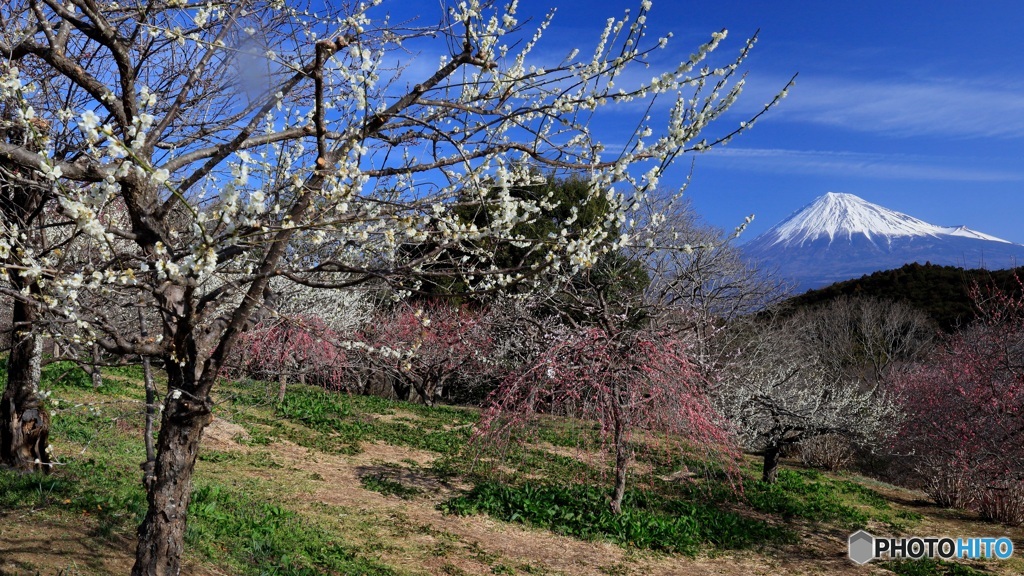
894, 278, 1024, 524
229, 281, 374, 399
367, 301, 494, 406
478, 327, 735, 514
233, 315, 352, 399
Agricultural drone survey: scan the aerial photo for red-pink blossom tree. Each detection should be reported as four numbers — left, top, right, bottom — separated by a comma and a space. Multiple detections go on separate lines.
366, 301, 495, 406
894, 277, 1024, 524
233, 315, 353, 400
477, 327, 736, 514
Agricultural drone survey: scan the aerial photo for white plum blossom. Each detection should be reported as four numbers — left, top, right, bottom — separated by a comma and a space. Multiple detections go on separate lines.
0, 0, 791, 566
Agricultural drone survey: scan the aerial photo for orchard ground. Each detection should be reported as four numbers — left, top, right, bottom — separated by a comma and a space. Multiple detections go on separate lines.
0, 365, 1020, 576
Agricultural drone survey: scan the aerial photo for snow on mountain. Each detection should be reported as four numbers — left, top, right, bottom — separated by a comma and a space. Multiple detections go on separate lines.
758, 192, 1010, 247
743, 192, 1024, 292
939, 225, 1012, 244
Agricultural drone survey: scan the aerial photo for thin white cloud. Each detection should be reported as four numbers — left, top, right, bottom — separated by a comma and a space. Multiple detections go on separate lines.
774, 76, 1024, 139
701, 147, 1024, 182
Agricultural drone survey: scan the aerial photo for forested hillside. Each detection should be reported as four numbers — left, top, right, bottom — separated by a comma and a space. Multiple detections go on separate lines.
782, 263, 1024, 331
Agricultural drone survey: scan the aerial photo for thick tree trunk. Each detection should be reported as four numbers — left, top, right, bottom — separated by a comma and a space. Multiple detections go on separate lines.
391, 375, 412, 401
762, 445, 781, 484
1, 297, 49, 473
412, 377, 436, 407
131, 390, 212, 576
132, 158, 313, 572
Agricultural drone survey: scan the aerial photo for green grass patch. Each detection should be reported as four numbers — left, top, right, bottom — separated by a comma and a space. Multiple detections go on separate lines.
102, 364, 151, 381
228, 384, 477, 456
0, 378, 398, 575
440, 482, 793, 555
882, 558, 990, 575
742, 469, 888, 529
187, 483, 398, 575
0, 455, 147, 538
532, 418, 601, 449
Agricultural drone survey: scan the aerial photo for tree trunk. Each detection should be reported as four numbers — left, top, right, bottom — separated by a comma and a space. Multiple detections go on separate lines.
141, 354, 158, 489
610, 398, 629, 514
139, 306, 158, 490
132, 157, 314, 572
391, 375, 412, 401
132, 389, 212, 576
412, 377, 435, 407
91, 343, 104, 389
0, 165, 49, 473
277, 373, 288, 404
1, 297, 49, 473
762, 445, 781, 484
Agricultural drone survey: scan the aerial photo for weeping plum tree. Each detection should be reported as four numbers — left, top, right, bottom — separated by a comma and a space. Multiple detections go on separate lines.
0, 0, 789, 572
478, 326, 735, 514
477, 228, 745, 513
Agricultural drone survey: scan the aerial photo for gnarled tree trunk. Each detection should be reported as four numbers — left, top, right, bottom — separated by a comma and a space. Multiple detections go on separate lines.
131, 384, 212, 576
1, 292, 49, 473
132, 281, 216, 576
0, 118, 49, 473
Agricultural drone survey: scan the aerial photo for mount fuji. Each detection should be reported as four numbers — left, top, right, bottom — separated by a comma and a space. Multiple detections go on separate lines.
742, 192, 1024, 292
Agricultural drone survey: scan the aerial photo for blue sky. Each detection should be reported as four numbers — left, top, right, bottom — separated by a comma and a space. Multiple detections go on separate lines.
379, 1, 1024, 243
536, 0, 1024, 243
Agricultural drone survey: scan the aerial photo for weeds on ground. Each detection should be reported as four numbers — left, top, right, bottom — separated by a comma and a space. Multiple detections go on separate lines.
1, 377, 399, 575
883, 558, 990, 575
226, 383, 477, 455
187, 483, 398, 575
440, 482, 795, 555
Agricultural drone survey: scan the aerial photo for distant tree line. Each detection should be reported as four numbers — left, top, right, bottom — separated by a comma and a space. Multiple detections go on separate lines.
781, 262, 1024, 331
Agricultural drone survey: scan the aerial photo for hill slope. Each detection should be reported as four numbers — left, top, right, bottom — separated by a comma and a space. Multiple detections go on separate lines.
1, 370, 1021, 575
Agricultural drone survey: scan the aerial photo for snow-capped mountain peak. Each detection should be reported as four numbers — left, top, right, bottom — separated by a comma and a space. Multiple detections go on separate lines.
742, 192, 1024, 292
761, 192, 1006, 247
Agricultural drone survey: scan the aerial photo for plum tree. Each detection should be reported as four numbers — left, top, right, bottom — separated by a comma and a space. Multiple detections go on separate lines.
0, 0, 789, 571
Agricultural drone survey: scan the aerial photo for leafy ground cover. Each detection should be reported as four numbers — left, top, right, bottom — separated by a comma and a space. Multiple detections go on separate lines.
1, 370, 1020, 575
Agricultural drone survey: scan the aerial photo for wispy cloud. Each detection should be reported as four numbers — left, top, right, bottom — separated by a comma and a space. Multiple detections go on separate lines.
701, 147, 1024, 182
773, 76, 1024, 139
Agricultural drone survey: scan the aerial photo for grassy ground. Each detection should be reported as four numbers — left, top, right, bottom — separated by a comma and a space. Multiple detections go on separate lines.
0, 365, 1021, 575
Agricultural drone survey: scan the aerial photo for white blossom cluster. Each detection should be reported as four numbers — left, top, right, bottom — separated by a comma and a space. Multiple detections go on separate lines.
0, 0, 787, 370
